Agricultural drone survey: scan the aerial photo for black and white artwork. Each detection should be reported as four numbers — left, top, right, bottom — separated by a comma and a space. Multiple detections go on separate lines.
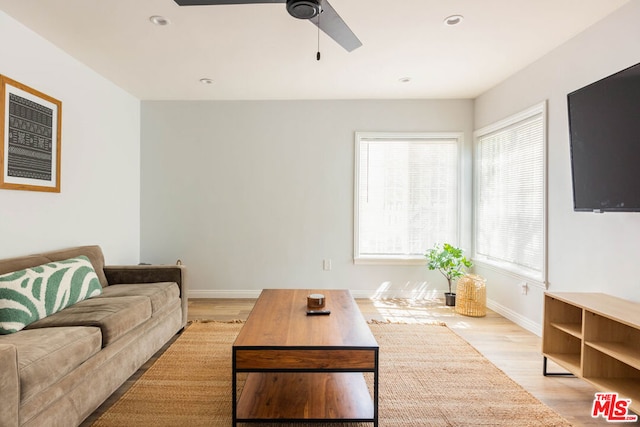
1, 75, 61, 193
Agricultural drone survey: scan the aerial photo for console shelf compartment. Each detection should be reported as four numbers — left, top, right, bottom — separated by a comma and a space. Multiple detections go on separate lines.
586, 341, 640, 371
550, 322, 582, 338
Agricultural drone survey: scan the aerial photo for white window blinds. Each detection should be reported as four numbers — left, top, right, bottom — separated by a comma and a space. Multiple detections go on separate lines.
355, 133, 460, 262
474, 103, 546, 280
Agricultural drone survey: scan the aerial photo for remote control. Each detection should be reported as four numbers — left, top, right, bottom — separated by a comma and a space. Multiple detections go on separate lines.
306, 309, 331, 315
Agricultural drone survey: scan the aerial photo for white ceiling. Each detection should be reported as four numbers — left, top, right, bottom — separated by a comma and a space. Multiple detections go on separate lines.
0, 0, 630, 100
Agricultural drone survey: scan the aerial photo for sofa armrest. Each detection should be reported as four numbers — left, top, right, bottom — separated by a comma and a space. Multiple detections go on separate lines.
103, 265, 188, 327
0, 343, 19, 427
103, 265, 186, 295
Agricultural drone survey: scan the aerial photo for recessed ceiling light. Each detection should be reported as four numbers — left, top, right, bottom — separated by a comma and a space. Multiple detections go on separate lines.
399, 77, 412, 83
199, 78, 214, 85
444, 15, 464, 26
149, 15, 170, 26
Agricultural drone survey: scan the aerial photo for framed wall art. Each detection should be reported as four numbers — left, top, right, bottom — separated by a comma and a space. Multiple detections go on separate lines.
0, 75, 62, 192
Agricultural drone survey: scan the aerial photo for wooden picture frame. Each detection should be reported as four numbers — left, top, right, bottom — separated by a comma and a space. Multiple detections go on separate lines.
0, 75, 62, 192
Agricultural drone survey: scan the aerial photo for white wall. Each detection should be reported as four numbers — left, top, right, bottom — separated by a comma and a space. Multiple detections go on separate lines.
474, 1, 640, 333
141, 100, 473, 298
0, 11, 141, 264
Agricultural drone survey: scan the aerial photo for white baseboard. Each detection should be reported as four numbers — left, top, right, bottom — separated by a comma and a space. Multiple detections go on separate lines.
189, 289, 262, 299
188, 288, 442, 300
486, 298, 542, 337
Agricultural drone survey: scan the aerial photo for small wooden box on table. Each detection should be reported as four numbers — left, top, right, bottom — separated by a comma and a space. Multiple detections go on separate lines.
232, 289, 379, 426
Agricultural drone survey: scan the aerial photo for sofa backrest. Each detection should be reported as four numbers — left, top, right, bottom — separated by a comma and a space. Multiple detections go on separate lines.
0, 245, 109, 287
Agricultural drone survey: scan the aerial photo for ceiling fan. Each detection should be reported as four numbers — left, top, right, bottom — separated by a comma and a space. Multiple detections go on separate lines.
173, 0, 362, 52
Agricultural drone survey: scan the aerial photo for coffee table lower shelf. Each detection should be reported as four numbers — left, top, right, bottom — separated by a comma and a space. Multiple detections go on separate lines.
235, 372, 375, 424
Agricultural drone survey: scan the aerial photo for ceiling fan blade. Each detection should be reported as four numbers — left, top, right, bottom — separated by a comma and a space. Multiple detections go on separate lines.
173, 0, 362, 53
174, 0, 283, 6
310, 0, 362, 52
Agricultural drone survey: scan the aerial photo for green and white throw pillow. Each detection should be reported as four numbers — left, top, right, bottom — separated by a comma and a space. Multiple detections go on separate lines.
0, 255, 102, 334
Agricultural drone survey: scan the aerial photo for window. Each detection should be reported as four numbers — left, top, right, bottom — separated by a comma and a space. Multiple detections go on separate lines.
354, 132, 462, 263
474, 102, 546, 282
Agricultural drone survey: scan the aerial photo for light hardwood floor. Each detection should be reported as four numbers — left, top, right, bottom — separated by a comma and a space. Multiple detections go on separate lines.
83, 297, 638, 426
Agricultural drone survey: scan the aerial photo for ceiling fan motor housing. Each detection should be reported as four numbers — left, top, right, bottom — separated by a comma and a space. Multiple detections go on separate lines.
286, 0, 321, 19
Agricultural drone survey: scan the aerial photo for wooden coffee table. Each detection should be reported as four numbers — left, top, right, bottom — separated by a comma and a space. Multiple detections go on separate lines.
232, 289, 379, 426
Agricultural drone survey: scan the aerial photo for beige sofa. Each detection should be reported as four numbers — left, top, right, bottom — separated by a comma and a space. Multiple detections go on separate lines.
0, 245, 187, 427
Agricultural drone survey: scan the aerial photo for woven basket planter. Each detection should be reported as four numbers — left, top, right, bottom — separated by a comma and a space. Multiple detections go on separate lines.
455, 274, 486, 317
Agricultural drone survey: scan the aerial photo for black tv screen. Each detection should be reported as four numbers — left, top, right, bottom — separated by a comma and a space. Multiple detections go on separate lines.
567, 62, 640, 212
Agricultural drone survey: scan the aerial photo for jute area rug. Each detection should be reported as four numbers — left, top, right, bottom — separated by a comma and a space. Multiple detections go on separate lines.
91, 321, 572, 427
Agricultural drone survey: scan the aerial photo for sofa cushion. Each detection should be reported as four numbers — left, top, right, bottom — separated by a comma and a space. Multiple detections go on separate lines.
0, 256, 102, 335
0, 246, 109, 289
98, 282, 180, 315
0, 326, 102, 403
0, 255, 50, 277
42, 245, 109, 288
25, 296, 151, 347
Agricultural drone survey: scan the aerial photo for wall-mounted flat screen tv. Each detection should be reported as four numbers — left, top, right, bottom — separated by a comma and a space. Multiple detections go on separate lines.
567, 62, 640, 212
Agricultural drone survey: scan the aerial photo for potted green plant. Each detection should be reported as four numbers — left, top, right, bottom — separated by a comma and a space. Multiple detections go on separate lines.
425, 243, 473, 306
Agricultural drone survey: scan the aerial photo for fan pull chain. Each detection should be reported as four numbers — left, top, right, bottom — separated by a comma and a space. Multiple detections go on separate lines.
316, 10, 321, 61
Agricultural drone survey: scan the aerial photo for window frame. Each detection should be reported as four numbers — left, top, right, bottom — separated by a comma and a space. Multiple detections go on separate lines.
353, 131, 464, 265
472, 102, 548, 287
